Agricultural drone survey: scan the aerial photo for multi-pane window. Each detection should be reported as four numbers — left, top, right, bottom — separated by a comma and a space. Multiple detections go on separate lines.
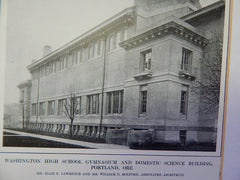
75, 97, 81, 115
88, 44, 94, 59
77, 50, 82, 64
57, 99, 66, 116
123, 29, 128, 41
107, 90, 123, 114
139, 86, 148, 114
64, 55, 68, 69
31, 103, 37, 116
98, 41, 104, 56
140, 91, 147, 114
48, 100, 55, 116
39, 102, 46, 116
49, 63, 53, 74
45, 64, 49, 76
142, 50, 152, 71
179, 130, 187, 145
180, 86, 189, 116
181, 48, 193, 72
68, 53, 73, 67
109, 35, 116, 51
87, 94, 99, 114
109, 29, 127, 51
116, 31, 122, 48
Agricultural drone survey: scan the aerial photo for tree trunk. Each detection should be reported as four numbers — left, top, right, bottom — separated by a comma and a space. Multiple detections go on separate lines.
70, 119, 73, 138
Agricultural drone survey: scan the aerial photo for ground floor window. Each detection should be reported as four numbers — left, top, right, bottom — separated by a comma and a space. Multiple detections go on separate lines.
31, 103, 37, 116
106, 90, 123, 114
180, 85, 189, 116
179, 130, 187, 145
140, 86, 147, 115
39, 102, 46, 116
87, 94, 99, 114
48, 100, 55, 116
75, 96, 81, 115
58, 99, 66, 116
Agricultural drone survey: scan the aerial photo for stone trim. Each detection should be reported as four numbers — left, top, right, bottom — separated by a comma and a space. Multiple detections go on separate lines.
120, 21, 208, 50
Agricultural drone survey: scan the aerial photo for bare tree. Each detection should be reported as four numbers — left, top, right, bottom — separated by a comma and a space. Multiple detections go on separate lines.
63, 85, 80, 137
192, 31, 223, 113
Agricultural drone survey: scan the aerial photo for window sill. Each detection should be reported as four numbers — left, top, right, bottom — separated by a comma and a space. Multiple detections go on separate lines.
139, 113, 147, 118
180, 114, 187, 119
134, 71, 152, 81
105, 114, 123, 116
178, 70, 196, 81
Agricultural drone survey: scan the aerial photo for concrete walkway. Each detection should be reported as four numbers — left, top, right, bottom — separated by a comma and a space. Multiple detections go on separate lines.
3, 129, 129, 149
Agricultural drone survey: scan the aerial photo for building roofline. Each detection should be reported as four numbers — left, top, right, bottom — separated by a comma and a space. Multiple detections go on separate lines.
181, 1, 225, 21
27, 6, 135, 71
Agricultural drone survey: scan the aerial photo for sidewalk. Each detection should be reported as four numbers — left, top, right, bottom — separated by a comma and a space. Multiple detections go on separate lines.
3, 129, 129, 149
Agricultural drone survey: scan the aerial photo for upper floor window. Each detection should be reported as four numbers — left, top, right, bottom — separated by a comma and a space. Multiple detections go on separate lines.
106, 90, 123, 114
68, 53, 73, 67
87, 94, 99, 114
141, 49, 152, 71
88, 44, 94, 59
109, 35, 116, 51
181, 48, 193, 72
108, 29, 127, 51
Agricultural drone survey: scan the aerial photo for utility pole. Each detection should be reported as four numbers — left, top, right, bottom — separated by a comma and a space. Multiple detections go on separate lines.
99, 35, 107, 139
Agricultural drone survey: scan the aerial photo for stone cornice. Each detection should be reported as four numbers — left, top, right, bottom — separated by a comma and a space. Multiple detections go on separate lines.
28, 7, 135, 72
17, 80, 32, 89
119, 19, 208, 50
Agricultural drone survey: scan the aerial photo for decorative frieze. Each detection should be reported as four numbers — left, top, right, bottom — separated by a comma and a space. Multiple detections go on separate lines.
120, 21, 208, 50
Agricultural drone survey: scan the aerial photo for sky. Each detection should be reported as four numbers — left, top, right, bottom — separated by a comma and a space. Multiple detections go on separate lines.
3, 0, 218, 104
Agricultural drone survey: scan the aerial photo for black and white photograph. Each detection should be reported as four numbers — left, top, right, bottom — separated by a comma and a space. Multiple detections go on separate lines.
2, 0, 227, 152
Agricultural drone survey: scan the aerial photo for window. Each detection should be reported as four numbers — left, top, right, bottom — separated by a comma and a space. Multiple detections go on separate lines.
180, 86, 189, 116
94, 43, 99, 57
181, 48, 192, 72
53, 61, 56, 73
45, 64, 49, 76
140, 86, 147, 114
48, 100, 55, 116
31, 103, 37, 116
72, 51, 76, 65
123, 29, 128, 41
98, 40, 104, 56
107, 90, 123, 114
39, 102, 46, 116
75, 97, 81, 115
88, 44, 94, 59
141, 50, 152, 71
109, 35, 116, 51
87, 94, 99, 114
179, 130, 187, 145
57, 99, 66, 116
64, 55, 68, 69
116, 31, 122, 48
49, 63, 53, 74
77, 50, 82, 64
68, 53, 73, 67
